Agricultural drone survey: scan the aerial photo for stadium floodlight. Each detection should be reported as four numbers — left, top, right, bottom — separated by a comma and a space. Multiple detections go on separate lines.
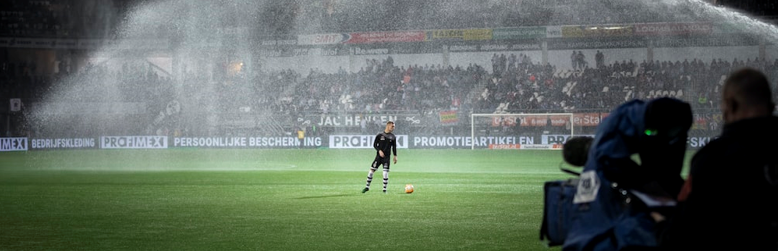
470, 113, 574, 150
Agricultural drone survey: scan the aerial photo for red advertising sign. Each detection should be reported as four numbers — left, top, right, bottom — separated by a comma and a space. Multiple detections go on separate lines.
503, 117, 517, 126
488, 115, 595, 127
347, 31, 426, 44
519, 116, 549, 127
491, 117, 517, 127
488, 144, 563, 149
491, 117, 502, 127
634, 22, 713, 36
573, 113, 602, 127
489, 144, 521, 149
549, 115, 569, 127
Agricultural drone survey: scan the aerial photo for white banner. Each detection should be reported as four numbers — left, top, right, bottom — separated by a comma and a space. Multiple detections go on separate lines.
314, 115, 401, 127
31, 138, 96, 149
546, 26, 563, 38
297, 33, 349, 45
329, 135, 409, 149
413, 136, 535, 147
0, 137, 28, 151
172, 137, 322, 148
541, 134, 596, 145
101, 136, 168, 149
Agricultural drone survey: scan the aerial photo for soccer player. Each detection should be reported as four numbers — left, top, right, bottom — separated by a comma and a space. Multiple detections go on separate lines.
362, 121, 398, 193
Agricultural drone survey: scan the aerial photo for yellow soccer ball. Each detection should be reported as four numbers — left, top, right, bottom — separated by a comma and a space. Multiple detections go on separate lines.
405, 184, 414, 194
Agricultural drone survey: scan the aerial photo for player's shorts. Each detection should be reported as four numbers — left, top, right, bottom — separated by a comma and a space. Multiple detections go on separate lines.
370, 155, 390, 171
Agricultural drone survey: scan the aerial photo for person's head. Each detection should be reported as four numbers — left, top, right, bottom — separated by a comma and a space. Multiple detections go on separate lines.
562, 136, 593, 167
385, 121, 395, 133
721, 68, 775, 124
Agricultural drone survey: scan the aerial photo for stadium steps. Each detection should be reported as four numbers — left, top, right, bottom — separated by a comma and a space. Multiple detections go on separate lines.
256, 116, 287, 136
563, 81, 578, 97
466, 75, 490, 107
252, 105, 288, 136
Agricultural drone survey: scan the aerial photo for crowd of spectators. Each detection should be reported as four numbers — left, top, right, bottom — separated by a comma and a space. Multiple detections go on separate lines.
477, 53, 778, 114
5, 52, 775, 116
2, 50, 777, 138
232, 53, 777, 117
271, 57, 486, 115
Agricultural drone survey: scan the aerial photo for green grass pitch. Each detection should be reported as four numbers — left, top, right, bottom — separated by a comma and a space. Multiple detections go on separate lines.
0, 149, 695, 251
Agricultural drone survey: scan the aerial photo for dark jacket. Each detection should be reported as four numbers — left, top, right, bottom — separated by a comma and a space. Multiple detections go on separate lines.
657, 116, 778, 250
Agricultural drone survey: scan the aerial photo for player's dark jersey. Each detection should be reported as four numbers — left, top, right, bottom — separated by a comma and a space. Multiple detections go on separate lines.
373, 132, 397, 158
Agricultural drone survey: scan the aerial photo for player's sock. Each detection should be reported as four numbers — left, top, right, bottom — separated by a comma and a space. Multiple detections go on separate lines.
365, 169, 376, 189
382, 169, 389, 192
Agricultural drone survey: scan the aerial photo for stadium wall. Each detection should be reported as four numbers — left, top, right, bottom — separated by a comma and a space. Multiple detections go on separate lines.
259, 44, 769, 74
